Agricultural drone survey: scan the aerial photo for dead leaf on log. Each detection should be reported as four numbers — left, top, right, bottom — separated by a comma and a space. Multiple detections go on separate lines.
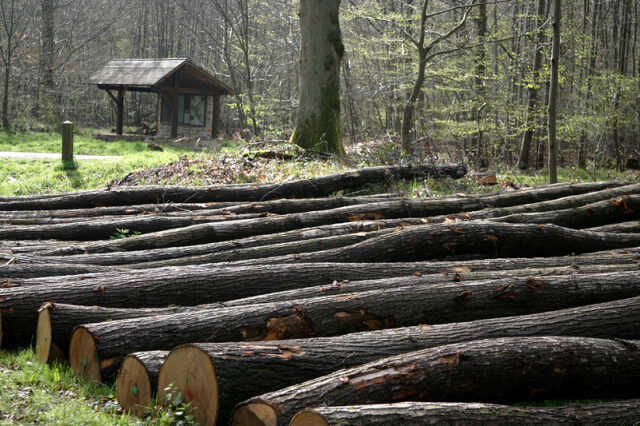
419, 324, 433, 330
93, 285, 105, 293
264, 309, 313, 341
0, 280, 19, 288
482, 234, 499, 241
495, 284, 516, 300
448, 226, 464, 234
610, 197, 632, 214
451, 266, 473, 273
413, 272, 422, 277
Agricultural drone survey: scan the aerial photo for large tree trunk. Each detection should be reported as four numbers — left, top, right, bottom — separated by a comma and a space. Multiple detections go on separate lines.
69, 271, 640, 382
290, 401, 640, 426
156, 295, 640, 425
116, 351, 168, 417
232, 337, 640, 426
289, 0, 344, 154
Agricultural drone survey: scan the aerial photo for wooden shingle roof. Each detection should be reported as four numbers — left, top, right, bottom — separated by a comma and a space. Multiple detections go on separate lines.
89, 58, 233, 95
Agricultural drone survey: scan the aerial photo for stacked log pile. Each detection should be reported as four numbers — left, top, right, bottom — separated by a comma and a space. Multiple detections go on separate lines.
1, 165, 639, 425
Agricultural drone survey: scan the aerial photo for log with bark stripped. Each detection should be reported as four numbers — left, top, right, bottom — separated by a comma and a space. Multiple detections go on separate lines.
68, 271, 640, 382
231, 337, 640, 426
154, 295, 640, 425
289, 401, 640, 426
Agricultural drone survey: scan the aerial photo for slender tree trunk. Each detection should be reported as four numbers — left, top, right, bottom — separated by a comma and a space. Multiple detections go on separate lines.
547, 0, 561, 183
290, 0, 344, 154
518, 0, 546, 169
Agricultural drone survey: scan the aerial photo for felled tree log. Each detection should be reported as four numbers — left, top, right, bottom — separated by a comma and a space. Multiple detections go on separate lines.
129, 230, 395, 268
232, 337, 640, 426
0, 214, 264, 241
68, 271, 640, 382
492, 194, 640, 228
116, 351, 168, 417
35, 303, 191, 363
34, 182, 630, 253
0, 164, 467, 210
5, 247, 640, 347
424, 182, 640, 224
0, 201, 243, 219
586, 220, 640, 233
32, 263, 640, 362
289, 401, 640, 426
155, 295, 640, 425
219, 263, 639, 307
0, 263, 127, 279
38, 219, 424, 263
201, 222, 640, 265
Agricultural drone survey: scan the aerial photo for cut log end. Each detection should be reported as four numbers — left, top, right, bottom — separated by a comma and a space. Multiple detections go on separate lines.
289, 410, 328, 426
35, 304, 64, 363
157, 345, 219, 426
232, 403, 277, 426
116, 355, 153, 417
35, 306, 52, 363
69, 327, 101, 382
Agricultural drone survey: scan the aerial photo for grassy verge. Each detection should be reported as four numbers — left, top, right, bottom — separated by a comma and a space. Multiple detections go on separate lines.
0, 349, 198, 425
0, 131, 191, 196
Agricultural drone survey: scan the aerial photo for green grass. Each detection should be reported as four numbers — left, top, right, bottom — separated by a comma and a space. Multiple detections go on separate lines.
0, 349, 199, 425
0, 131, 193, 196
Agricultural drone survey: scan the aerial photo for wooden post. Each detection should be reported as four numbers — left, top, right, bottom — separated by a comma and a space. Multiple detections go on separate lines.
170, 90, 179, 138
62, 121, 74, 162
116, 88, 125, 135
211, 95, 221, 137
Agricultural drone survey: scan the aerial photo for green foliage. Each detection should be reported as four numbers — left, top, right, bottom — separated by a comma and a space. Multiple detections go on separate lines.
152, 384, 199, 426
109, 229, 142, 240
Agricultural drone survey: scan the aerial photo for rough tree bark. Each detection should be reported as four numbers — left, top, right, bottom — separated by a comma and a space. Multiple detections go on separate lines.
68, 271, 640, 382
232, 337, 640, 426
156, 295, 640, 425
289, 0, 345, 154
290, 401, 640, 426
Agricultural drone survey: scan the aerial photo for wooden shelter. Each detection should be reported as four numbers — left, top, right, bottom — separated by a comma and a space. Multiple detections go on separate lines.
89, 58, 233, 138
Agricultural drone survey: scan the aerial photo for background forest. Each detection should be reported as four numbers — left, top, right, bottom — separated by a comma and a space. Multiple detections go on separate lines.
1, 0, 639, 170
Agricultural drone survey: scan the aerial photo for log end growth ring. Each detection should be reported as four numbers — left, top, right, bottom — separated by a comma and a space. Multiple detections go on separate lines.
69, 327, 102, 382
116, 355, 153, 417
289, 410, 328, 426
157, 344, 219, 426
232, 403, 277, 426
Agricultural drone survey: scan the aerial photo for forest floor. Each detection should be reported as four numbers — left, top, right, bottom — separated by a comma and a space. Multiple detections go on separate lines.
0, 131, 639, 424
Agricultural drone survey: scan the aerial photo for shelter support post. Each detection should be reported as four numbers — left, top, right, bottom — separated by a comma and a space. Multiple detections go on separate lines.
212, 95, 221, 138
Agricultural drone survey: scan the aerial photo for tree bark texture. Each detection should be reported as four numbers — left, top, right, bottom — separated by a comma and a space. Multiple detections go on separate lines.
210, 222, 640, 265
157, 295, 640, 425
69, 270, 640, 382
290, 0, 344, 154
232, 337, 640, 426
290, 401, 640, 426
37, 219, 425, 263
586, 220, 640, 233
